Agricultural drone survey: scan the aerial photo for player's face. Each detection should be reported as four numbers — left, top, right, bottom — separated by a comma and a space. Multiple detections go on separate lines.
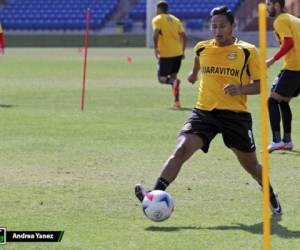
156, 7, 162, 15
266, 1, 277, 17
211, 15, 234, 46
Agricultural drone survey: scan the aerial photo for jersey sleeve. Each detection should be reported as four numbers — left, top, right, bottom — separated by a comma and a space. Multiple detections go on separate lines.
273, 37, 294, 60
178, 21, 185, 33
274, 16, 293, 39
193, 42, 205, 56
248, 47, 261, 81
152, 17, 161, 31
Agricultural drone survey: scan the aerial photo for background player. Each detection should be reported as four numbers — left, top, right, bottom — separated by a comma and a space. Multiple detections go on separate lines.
152, 1, 187, 108
266, 0, 300, 152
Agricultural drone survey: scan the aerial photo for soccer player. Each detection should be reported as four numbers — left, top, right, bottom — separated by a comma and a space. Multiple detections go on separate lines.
266, 0, 300, 153
0, 22, 4, 54
152, 1, 187, 108
135, 6, 282, 215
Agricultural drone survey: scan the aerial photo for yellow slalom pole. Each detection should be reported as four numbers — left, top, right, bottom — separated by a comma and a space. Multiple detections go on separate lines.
258, 3, 271, 250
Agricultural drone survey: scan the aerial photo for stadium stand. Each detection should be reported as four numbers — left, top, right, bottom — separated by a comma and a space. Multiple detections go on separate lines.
0, 0, 119, 30
129, 0, 241, 31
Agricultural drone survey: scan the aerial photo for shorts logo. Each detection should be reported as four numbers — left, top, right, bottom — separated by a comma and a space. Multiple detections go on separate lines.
227, 52, 237, 60
272, 76, 279, 86
248, 130, 254, 146
182, 123, 192, 132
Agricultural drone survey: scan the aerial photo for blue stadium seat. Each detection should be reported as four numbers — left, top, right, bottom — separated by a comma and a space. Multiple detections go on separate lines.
0, 0, 119, 30
129, 0, 242, 30
186, 19, 203, 30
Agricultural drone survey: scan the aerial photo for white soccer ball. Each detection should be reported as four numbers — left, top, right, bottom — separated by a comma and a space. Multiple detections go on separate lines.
142, 190, 174, 222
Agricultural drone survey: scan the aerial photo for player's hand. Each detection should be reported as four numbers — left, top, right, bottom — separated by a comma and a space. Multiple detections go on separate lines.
224, 84, 242, 96
154, 48, 160, 59
187, 72, 198, 84
266, 57, 275, 68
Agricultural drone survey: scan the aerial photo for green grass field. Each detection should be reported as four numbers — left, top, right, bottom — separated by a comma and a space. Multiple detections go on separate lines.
0, 48, 299, 250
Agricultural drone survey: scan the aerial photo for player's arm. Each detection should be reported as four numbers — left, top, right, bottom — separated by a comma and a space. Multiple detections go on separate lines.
266, 37, 294, 67
187, 56, 200, 84
0, 27, 4, 55
180, 31, 187, 59
224, 80, 260, 96
153, 28, 160, 59
225, 46, 261, 95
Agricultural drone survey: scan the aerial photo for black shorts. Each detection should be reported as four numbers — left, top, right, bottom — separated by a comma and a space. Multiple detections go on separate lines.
179, 109, 256, 153
271, 70, 300, 97
158, 55, 183, 77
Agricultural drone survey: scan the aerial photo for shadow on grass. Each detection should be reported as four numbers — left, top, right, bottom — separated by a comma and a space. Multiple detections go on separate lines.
170, 107, 193, 112
277, 150, 300, 155
145, 216, 300, 239
0, 104, 16, 108
145, 226, 202, 232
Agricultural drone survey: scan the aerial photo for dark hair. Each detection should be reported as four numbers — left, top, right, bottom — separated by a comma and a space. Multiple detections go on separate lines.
157, 1, 168, 13
270, 0, 285, 9
210, 6, 235, 24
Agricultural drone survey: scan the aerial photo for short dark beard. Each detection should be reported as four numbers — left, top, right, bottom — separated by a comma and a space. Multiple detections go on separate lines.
268, 7, 277, 17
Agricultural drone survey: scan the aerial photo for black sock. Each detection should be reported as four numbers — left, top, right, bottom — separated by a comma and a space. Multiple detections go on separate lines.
269, 185, 275, 199
153, 177, 169, 191
260, 183, 275, 200
283, 133, 291, 143
171, 79, 180, 102
279, 101, 292, 142
268, 97, 281, 142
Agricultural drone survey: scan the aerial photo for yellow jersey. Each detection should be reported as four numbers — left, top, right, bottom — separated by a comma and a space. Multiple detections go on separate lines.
0, 23, 3, 33
194, 39, 260, 112
274, 13, 300, 70
152, 14, 184, 58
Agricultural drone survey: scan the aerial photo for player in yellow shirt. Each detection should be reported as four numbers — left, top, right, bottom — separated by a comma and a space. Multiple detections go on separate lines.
152, 1, 187, 108
266, 0, 300, 152
135, 6, 282, 215
0, 23, 4, 54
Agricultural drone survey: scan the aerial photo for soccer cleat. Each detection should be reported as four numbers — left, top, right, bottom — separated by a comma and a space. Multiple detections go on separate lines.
172, 79, 181, 97
134, 184, 148, 202
173, 101, 181, 108
268, 141, 285, 153
283, 141, 293, 151
270, 193, 282, 215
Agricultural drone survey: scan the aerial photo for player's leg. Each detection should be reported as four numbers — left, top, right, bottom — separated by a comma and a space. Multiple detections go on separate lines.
268, 95, 283, 147
268, 70, 300, 152
278, 72, 300, 150
154, 109, 217, 190
170, 73, 180, 107
279, 100, 293, 150
231, 148, 282, 215
135, 133, 203, 202
268, 75, 285, 152
221, 110, 282, 214
170, 56, 183, 107
154, 133, 203, 188
157, 57, 173, 84
157, 57, 181, 107
135, 109, 218, 202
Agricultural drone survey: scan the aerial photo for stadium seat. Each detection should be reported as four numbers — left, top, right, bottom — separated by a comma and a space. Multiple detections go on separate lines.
129, 0, 242, 31
0, 0, 119, 30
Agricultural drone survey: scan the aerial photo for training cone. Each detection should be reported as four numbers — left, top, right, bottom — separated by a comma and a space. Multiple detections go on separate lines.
127, 56, 133, 63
